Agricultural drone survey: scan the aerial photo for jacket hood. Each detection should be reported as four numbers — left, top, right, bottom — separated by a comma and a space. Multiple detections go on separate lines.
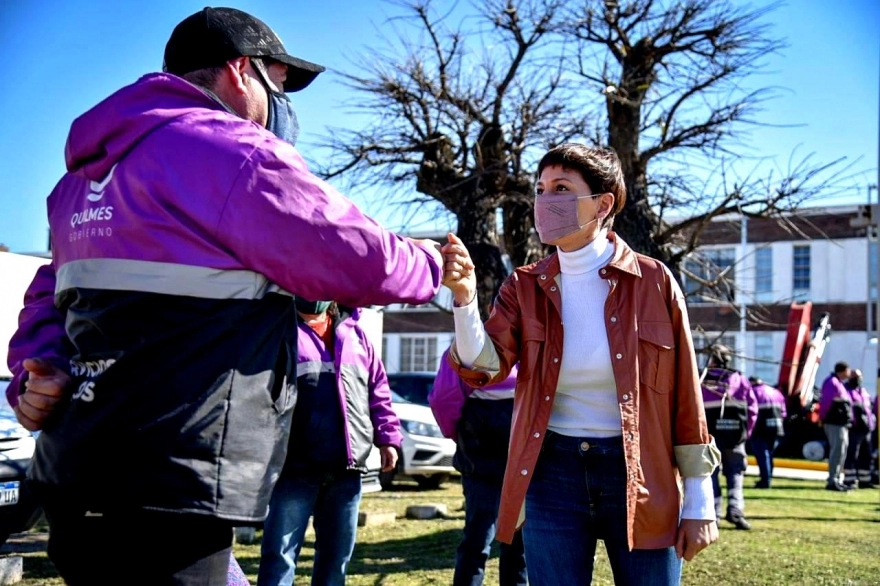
64, 73, 233, 181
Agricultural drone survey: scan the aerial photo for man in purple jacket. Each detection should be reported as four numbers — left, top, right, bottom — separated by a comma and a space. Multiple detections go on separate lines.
6, 7, 441, 585
701, 345, 757, 530
747, 377, 787, 488
842, 369, 875, 489
819, 362, 854, 491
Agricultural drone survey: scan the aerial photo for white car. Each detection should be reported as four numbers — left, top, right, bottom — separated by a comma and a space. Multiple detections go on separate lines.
381, 390, 456, 490
0, 379, 43, 544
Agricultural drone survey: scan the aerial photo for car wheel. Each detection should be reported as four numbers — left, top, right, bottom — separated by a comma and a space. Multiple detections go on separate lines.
379, 470, 395, 491
802, 440, 826, 461
415, 473, 450, 490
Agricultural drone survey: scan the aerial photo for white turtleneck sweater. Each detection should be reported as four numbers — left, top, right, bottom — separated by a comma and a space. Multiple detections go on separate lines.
551, 232, 620, 436
452, 232, 715, 520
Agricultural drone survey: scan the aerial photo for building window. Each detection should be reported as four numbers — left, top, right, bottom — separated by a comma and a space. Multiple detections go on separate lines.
400, 336, 438, 372
684, 248, 736, 303
753, 333, 776, 384
754, 247, 773, 302
792, 245, 811, 301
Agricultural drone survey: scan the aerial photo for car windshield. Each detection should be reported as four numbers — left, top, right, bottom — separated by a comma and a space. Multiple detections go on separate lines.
387, 375, 434, 406
389, 390, 411, 404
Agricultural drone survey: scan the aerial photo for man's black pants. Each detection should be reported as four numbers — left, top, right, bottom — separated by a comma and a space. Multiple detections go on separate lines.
42, 499, 234, 586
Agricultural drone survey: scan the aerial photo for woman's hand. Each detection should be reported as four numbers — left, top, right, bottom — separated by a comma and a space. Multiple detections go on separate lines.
675, 518, 718, 561
441, 233, 477, 306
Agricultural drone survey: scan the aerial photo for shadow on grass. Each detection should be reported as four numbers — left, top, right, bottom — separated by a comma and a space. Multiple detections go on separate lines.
746, 495, 871, 504
238, 529, 461, 579
347, 527, 460, 575
747, 515, 880, 523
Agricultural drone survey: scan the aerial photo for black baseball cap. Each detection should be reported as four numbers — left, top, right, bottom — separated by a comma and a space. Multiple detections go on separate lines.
163, 7, 325, 92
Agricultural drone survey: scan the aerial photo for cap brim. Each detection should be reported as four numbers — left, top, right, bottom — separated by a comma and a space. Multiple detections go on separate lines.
270, 54, 325, 92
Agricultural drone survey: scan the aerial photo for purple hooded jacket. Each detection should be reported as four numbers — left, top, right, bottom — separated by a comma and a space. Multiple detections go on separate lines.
429, 349, 517, 440
284, 307, 402, 474
751, 380, 787, 440
6, 74, 440, 522
819, 373, 852, 427
701, 368, 758, 448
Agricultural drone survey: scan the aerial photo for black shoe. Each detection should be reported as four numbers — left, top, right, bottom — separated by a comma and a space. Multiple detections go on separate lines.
826, 482, 850, 492
725, 510, 752, 530
858, 481, 877, 489
753, 481, 770, 489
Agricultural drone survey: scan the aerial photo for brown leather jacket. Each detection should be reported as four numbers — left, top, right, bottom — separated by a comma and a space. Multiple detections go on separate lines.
450, 233, 719, 550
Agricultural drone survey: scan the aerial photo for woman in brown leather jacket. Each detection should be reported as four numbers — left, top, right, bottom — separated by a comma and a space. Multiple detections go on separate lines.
440, 144, 720, 586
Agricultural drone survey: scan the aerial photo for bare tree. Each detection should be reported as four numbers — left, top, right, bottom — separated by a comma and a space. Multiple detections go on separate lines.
567, 0, 849, 273
319, 0, 849, 315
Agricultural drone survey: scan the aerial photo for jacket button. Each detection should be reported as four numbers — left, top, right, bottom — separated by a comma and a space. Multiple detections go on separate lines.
544, 395, 551, 401
601, 269, 607, 275
616, 353, 623, 359
521, 469, 528, 475
534, 432, 541, 439
540, 275, 547, 280
610, 316, 617, 323
550, 286, 557, 291
580, 441, 591, 451
627, 432, 634, 441
622, 394, 629, 401
553, 357, 559, 363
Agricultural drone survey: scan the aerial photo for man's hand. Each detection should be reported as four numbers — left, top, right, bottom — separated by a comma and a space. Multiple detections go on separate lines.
14, 358, 70, 432
379, 446, 398, 472
441, 233, 477, 306
675, 518, 718, 561
408, 237, 444, 267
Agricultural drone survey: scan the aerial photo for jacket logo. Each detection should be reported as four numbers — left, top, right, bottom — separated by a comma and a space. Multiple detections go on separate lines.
86, 164, 117, 202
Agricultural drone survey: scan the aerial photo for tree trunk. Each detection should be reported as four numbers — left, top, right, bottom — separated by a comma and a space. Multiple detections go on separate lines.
457, 197, 506, 321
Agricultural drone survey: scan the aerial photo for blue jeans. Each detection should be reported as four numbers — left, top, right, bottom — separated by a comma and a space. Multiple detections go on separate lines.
749, 437, 779, 487
257, 471, 362, 586
522, 432, 682, 586
455, 474, 527, 586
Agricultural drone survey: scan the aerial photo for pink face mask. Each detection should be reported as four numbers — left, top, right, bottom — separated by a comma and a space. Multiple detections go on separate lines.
533, 193, 600, 243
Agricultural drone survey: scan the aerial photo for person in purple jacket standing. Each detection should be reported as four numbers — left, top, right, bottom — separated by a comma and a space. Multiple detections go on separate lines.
701, 345, 757, 530
747, 377, 787, 488
258, 300, 401, 586
842, 369, 876, 489
819, 362, 854, 492
429, 350, 527, 586
5, 7, 441, 585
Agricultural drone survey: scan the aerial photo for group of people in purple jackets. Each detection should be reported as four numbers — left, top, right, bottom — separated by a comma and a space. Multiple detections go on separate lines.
702, 345, 877, 534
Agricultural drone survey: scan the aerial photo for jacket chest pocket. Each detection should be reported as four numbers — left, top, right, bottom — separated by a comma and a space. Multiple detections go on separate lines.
519, 318, 546, 382
637, 321, 675, 393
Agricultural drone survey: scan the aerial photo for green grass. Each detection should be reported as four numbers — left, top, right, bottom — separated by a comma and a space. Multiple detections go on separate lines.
12, 476, 880, 585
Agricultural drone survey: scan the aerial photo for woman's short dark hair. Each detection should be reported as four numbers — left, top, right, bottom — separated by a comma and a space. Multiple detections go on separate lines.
536, 144, 627, 221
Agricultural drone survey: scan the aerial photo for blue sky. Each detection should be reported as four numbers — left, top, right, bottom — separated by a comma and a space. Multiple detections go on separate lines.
0, 0, 877, 253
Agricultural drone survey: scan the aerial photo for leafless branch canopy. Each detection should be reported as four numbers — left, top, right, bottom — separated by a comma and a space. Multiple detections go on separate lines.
318, 0, 851, 313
